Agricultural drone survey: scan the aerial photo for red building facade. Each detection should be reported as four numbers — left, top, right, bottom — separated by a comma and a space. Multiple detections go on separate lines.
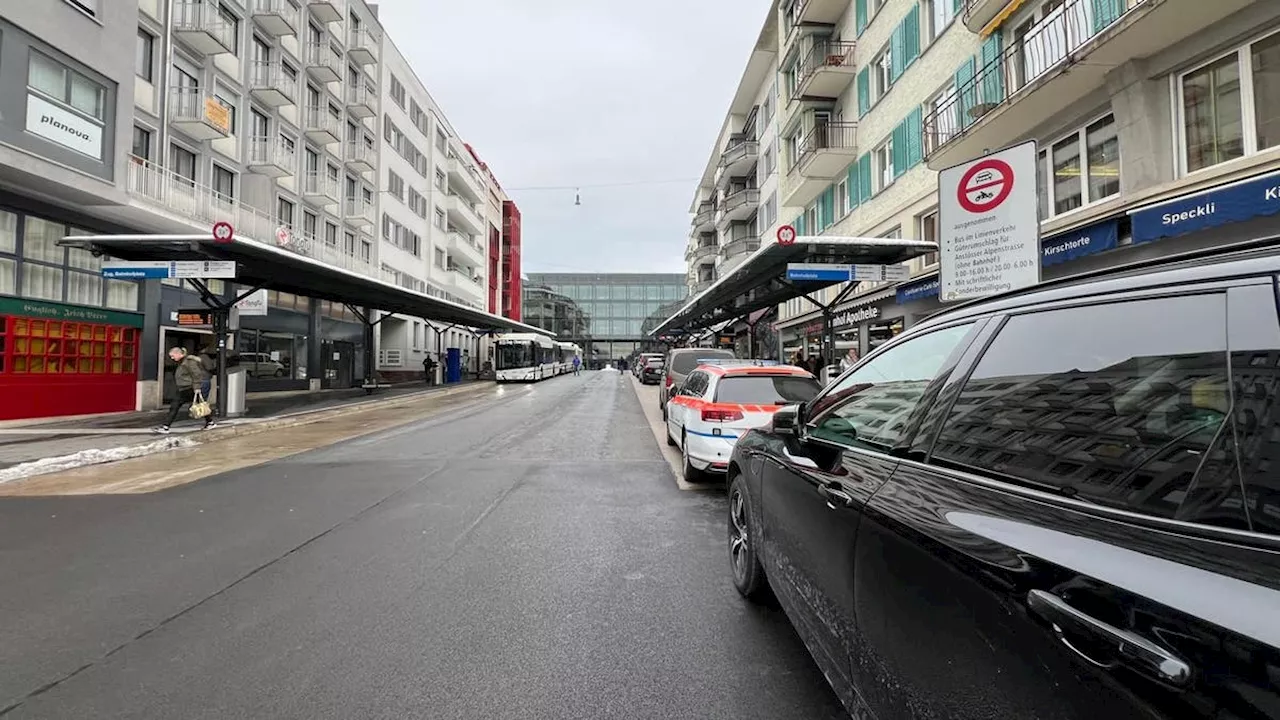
501, 201, 522, 322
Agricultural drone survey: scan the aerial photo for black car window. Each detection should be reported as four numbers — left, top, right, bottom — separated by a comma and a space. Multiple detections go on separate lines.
931, 294, 1229, 521
714, 375, 822, 404
808, 323, 975, 450
671, 350, 734, 375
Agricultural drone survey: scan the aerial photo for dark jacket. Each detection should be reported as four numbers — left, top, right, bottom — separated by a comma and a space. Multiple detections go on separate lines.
174, 355, 209, 390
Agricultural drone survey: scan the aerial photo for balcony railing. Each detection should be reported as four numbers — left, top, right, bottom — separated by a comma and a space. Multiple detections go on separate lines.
794, 40, 856, 97
303, 170, 339, 203
247, 135, 295, 175
693, 202, 715, 228
798, 122, 857, 164
169, 87, 231, 139
248, 60, 297, 106
251, 0, 298, 36
720, 138, 759, 168
925, 0, 1134, 156
172, 0, 236, 55
347, 26, 380, 65
303, 105, 342, 143
304, 41, 342, 82
125, 157, 374, 277
718, 188, 760, 215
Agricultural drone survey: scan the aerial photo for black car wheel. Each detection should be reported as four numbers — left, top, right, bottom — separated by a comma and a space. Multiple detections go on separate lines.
728, 475, 770, 602
681, 432, 705, 483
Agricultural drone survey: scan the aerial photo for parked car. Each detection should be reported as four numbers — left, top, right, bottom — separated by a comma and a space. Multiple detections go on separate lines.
239, 352, 287, 377
639, 357, 665, 385
724, 243, 1280, 719
659, 347, 735, 419
635, 352, 663, 378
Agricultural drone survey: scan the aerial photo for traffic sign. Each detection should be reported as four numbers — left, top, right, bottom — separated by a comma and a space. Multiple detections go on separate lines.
101, 260, 237, 280
776, 224, 797, 246
212, 221, 234, 244
938, 141, 1040, 302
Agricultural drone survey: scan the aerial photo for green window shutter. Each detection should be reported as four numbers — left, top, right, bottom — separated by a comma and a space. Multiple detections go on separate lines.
978, 32, 1004, 106
847, 163, 861, 208
821, 186, 835, 228
890, 24, 906, 82
905, 106, 924, 168
892, 121, 907, 179
903, 5, 921, 68
857, 154, 874, 200
856, 69, 871, 117
855, 0, 868, 35
794, 214, 805, 235
956, 57, 977, 130
1091, 0, 1124, 33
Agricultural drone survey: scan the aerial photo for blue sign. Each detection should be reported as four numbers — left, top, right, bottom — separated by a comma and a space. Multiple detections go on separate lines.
786, 267, 851, 282
1131, 170, 1280, 244
102, 263, 172, 279
896, 275, 940, 304
1041, 218, 1119, 267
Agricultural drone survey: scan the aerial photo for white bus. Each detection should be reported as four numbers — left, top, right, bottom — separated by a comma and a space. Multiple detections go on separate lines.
554, 342, 581, 374
495, 332, 559, 382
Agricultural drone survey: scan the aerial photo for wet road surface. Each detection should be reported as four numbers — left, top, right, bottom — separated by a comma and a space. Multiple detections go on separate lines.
0, 370, 846, 719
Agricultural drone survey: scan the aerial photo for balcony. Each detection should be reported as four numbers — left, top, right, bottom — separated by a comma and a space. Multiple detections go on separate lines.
306, 0, 343, 24
345, 81, 376, 118
792, 40, 856, 100
248, 61, 296, 107
304, 42, 342, 83
688, 239, 718, 264
302, 170, 339, 205
720, 225, 760, 259
793, 0, 848, 25
691, 277, 714, 296
716, 188, 760, 227
124, 157, 375, 278
348, 26, 380, 65
447, 231, 485, 268
344, 141, 376, 173
447, 264, 484, 292
783, 121, 857, 207
251, 0, 298, 36
168, 88, 231, 141
303, 105, 342, 145
444, 194, 485, 235
247, 135, 296, 177
719, 135, 759, 178
928, 0, 1233, 168
692, 201, 715, 231
343, 196, 374, 227
172, 0, 236, 55
446, 156, 485, 204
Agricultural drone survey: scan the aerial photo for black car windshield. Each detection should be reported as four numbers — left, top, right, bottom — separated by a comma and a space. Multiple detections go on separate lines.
715, 375, 821, 405
671, 350, 734, 374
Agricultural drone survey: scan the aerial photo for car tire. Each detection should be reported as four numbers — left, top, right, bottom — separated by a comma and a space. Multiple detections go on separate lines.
728, 474, 771, 603
681, 432, 705, 483
274, 368, 286, 377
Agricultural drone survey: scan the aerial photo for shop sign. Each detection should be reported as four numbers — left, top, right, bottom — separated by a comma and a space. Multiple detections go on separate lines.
1041, 219, 1119, 267
203, 97, 232, 134
0, 297, 142, 327
234, 289, 269, 316
25, 94, 103, 159
896, 275, 941, 304
1130, 170, 1280, 244
833, 306, 881, 328
938, 141, 1041, 302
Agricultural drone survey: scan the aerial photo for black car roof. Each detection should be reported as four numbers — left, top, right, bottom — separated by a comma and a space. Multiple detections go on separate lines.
915, 236, 1280, 330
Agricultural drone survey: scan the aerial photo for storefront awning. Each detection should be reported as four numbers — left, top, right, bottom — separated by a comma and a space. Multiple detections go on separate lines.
652, 236, 936, 336
60, 233, 549, 334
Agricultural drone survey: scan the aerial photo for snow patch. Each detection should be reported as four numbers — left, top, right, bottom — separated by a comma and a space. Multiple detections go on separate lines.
601, 366, 620, 373
0, 436, 197, 485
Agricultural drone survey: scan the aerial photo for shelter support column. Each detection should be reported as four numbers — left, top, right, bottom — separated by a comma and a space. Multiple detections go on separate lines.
307, 298, 323, 390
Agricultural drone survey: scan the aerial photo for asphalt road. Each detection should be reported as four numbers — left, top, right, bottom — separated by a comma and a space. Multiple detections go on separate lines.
0, 370, 846, 719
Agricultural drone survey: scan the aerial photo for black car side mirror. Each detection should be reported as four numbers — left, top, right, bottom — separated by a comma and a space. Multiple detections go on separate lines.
772, 403, 804, 436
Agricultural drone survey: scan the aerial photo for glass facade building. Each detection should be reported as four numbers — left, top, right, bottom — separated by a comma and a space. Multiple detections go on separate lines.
523, 273, 687, 366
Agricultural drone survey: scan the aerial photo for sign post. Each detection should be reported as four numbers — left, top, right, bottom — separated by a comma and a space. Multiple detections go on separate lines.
938, 141, 1040, 302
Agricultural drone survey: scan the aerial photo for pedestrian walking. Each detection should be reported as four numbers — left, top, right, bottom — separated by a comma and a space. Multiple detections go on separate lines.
422, 355, 437, 385
153, 347, 217, 434
572, 354, 581, 376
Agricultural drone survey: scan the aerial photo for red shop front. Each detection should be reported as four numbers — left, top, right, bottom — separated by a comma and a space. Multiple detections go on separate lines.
0, 298, 143, 421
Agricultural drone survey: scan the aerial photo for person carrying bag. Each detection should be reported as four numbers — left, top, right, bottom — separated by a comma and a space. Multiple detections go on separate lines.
153, 347, 217, 434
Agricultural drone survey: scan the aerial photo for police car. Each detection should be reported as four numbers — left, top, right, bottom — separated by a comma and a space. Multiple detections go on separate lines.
664, 361, 823, 482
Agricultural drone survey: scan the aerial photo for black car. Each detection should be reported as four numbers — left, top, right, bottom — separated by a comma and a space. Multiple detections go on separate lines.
725, 243, 1280, 719
640, 358, 665, 384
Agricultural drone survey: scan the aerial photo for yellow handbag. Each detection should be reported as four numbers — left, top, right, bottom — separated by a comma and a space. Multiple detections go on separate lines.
189, 390, 212, 419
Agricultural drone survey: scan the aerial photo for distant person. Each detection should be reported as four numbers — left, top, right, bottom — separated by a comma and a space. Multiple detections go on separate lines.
840, 348, 860, 373
154, 347, 216, 434
572, 355, 581, 376
422, 355, 437, 385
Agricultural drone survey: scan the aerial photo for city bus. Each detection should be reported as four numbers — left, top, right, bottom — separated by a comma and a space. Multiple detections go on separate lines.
495, 332, 559, 382
554, 342, 581, 375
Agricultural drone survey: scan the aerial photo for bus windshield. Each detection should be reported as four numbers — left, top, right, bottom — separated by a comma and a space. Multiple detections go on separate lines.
496, 343, 531, 370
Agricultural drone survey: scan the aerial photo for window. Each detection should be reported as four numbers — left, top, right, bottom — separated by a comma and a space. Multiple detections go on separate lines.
325, 222, 338, 246
303, 211, 317, 239
923, 0, 956, 43
169, 144, 196, 184
28, 51, 106, 121
807, 323, 975, 449
932, 296, 1231, 521
218, 4, 240, 53
714, 375, 822, 404
436, 129, 447, 153
387, 171, 405, 201
875, 139, 894, 191
924, 84, 958, 152
1037, 114, 1120, 218
136, 31, 155, 81
212, 164, 236, 202
917, 210, 939, 266
389, 74, 405, 108
131, 126, 153, 161
434, 247, 446, 268
408, 188, 427, 217
873, 47, 893, 100
278, 197, 295, 228
835, 179, 849, 217
434, 208, 446, 230
1178, 31, 1280, 173
434, 170, 447, 192
214, 90, 238, 134
250, 109, 269, 142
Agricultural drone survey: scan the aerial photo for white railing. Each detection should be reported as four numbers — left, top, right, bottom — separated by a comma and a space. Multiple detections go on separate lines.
304, 105, 340, 138
173, 0, 235, 49
169, 86, 211, 123
304, 41, 340, 74
303, 170, 339, 201
344, 197, 372, 220
344, 142, 374, 166
348, 26, 381, 56
253, 0, 299, 23
125, 157, 375, 278
249, 60, 297, 99
248, 135, 296, 169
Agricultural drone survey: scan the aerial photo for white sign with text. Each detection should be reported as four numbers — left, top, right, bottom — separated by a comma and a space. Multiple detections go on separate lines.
938, 141, 1040, 302
26, 94, 103, 158
235, 288, 269, 316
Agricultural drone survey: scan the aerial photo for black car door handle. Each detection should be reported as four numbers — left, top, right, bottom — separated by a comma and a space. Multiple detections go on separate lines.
818, 483, 854, 508
1027, 589, 1193, 687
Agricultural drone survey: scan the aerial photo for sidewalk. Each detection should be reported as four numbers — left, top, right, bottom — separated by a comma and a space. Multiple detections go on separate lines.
0, 381, 484, 474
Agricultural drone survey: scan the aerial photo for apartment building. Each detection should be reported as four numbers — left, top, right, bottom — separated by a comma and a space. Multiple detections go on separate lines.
693, 0, 1280, 364
686, 13, 782, 297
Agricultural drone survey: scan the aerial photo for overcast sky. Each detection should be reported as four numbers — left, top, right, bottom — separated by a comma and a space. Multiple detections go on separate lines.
374, 0, 771, 276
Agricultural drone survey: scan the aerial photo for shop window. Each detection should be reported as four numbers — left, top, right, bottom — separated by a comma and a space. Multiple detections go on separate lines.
0, 317, 137, 376
28, 50, 106, 122
0, 258, 14, 296
1178, 30, 1280, 174
0, 211, 16, 254
105, 280, 138, 311
22, 217, 66, 264
66, 272, 103, 307
22, 264, 63, 302
1037, 114, 1120, 218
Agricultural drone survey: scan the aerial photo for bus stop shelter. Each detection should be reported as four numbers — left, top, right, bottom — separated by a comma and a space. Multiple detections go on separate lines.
651, 236, 936, 363
60, 232, 549, 415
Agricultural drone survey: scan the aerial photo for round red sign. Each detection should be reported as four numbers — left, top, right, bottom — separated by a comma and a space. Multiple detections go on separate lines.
776, 224, 797, 246
957, 159, 1014, 214
212, 221, 235, 244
